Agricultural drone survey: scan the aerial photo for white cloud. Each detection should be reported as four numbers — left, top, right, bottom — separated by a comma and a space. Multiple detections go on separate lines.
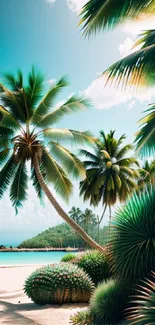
123, 15, 155, 36
67, 0, 87, 14
118, 37, 135, 57
84, 77, 155, 110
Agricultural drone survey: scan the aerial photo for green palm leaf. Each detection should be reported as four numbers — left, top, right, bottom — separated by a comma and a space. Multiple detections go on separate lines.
4, 70, 23, 91
0, 105, 20, 130
38, 95, 91, 127
0, 126, 14, 148
42, 149, 73, 201
31, 164, 45, 200
31, 76, 68, 125
0, 148, 10, 167
43, 128, 95, 145
26, 67, 44, 110
10, 161, 28, 213
0, 155, 17, 198
80, 0, 155, 35
48, 142, 86, 179
135, 105, 155, 158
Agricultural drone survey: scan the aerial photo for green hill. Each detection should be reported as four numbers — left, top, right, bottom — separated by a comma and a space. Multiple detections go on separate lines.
18, 223, 109, 248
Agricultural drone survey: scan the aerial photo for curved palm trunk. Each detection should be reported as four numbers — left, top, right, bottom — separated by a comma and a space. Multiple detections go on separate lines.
34, 155, 105, 253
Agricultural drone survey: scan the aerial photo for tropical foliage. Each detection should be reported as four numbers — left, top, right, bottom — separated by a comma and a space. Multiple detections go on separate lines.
127, 272, 155, 325
70, 309, 93, 325
0, 67, 106, 251
135, 105, 155, 158
138, 160, 155, 188
80, 0, 155, 35
61, 253, 76, 262
24, 263, 95, 305
69, 207, 83, 224
110, 185, 155, 284
80, 130, 139, 221
89, 279, 129, 325
73, 250, 110, 286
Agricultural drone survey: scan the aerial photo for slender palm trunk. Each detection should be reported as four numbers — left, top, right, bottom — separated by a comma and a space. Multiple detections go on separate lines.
34, 155, 105, 253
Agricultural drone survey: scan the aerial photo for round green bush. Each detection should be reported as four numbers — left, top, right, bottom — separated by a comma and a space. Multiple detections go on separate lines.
110, 186, 155, 284
73, 250, 110, 286
90, 279, 129, 325
24, 263, 95, 305
61, 253, 76, 262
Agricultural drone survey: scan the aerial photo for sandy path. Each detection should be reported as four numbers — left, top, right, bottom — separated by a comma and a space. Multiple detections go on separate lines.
0, 265, 87, 325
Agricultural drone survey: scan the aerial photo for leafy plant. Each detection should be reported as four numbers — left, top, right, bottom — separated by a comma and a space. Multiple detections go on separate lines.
24, 263, 95, 305
61, 253, 76, 262
110, 186, 155, 284
74, 250, 110, 286
127, 272, 155, 325
70, 309, 93, 325
90, 279, 129, 325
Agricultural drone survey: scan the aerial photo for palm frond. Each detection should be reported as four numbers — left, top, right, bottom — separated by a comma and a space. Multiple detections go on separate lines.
116, 144, 133, 160
69, 130, 96, 145
4, 70, 23, 91
10, 161, 28, 213
0, 155, 17, 198
0, 126, 14, 148
42, 128, 74, 142
0, 148, 10, 167
38, 95, 91, 127
31, 164, 45, 200
104, 31, 155, 89
80, 0, 155, 35
0, 105, 21, 130
31, 76, 68, 125
42, 149, 73, 201
48, 141, 86, 179
26, 67, 44, 110
135, 105, 155, 158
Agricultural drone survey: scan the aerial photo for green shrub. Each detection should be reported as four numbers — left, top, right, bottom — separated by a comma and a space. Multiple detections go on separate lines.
74, 250, 110, 285
110, 187, 155, 284
61, 253, 76, 262
24, 263, 94, 305
90, 279, 129, 325
70, 309, 93, 325
127, 272, 155, 324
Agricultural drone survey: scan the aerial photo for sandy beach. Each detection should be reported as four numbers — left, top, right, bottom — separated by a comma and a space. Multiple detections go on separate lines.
0, 265, 87, 325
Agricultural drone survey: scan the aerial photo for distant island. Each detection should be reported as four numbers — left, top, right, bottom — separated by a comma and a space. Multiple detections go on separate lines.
0, 223, 109, 251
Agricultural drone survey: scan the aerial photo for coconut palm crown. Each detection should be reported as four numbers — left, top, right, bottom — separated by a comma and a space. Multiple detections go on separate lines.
80, 130, 139, 220
0, 68, 105, 252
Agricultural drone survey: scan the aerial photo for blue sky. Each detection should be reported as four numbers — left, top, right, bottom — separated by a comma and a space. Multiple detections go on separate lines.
0, 0, 154, 245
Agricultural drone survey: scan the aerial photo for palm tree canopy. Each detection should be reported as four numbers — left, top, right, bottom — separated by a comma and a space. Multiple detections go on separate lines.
138, 160, 155, 188
0, 68, 94, 213
135, 104, 155, 158
69, 207, 83, 223
80, 130, 139, 207
104, 29, 155, 89
80, 0, 155, 35
81, 208, 97, 229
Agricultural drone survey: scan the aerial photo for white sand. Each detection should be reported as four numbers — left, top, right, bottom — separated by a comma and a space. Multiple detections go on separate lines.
0, 265, 88, 325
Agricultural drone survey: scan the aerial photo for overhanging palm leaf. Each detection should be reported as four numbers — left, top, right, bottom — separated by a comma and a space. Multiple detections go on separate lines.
0, 67, 105, 252
135, 104, 155, 158
80, 0, 155, 35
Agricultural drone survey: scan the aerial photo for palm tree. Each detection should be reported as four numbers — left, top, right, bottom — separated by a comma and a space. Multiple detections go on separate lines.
69, 207, 82, 224
0, 67, 105, 252
80, 130, 139, 223
81, 208, 97, 233
138, 160, 155, 189
80, 1, 155, 89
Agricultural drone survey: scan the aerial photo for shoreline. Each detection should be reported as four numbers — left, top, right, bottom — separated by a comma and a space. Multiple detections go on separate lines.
0, 247, 81, 252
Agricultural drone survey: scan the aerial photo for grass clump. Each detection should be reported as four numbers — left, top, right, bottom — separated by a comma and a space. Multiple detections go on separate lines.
61, 253, 76, 262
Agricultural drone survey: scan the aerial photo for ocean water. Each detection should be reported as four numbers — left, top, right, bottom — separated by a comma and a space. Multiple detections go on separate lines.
0, 251, 74, 266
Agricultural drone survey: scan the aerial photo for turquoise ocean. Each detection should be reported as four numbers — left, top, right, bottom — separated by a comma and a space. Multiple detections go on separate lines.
0, 251, 73, 266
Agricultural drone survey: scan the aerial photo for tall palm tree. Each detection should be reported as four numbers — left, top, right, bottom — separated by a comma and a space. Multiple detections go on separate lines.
80, 130, 139, 222
80, 1, 155, 89
69, 207, 82, 224
0, 67, 105, 252
138, 160, 155, 189
81, 208, 97, 233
